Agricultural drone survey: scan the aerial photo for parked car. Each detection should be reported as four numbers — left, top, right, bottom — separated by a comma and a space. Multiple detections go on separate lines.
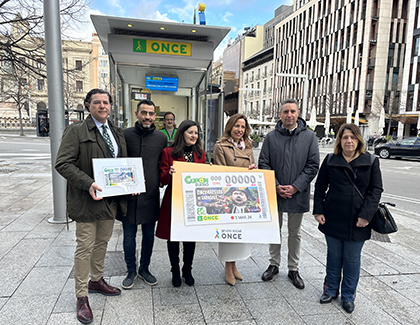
374, 137, 420, 159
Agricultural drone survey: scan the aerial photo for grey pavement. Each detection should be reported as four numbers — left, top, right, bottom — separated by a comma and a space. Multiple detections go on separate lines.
0, 144, 419, 324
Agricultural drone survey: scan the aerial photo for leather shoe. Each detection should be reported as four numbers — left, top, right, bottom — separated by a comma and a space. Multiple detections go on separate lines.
261, 265, 279, 281
225, 275, 236, 286
88, 277, 121, 296
77, 296, 93, 324
233, 269, 243, 281
288, 270, 305, 289
320, 293, 337, 304
342, 301, 355, 313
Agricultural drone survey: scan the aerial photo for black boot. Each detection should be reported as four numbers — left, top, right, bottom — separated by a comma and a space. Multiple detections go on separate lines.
182, 242, 196, 286
167, 241, 181, 287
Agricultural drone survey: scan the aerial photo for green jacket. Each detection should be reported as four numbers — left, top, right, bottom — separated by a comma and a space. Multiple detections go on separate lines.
161, 128, 177, 146
55, 115, 127, 222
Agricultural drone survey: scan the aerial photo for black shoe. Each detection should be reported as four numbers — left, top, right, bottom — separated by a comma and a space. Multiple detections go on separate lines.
138, 269, 158, 286
288, 270, 305, 289
182, 273, 195, 286
122, 271, 137, 289
172, 273, 182, 287
320, 293, 337, 304
261, 265, 279, 281
342, 301, 355, 313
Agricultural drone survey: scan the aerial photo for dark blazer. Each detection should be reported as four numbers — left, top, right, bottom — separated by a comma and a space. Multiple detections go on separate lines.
55, 115, 127, 222
156, 147, 206, 240
117, 122, 167, 225
313, 152, 383, 241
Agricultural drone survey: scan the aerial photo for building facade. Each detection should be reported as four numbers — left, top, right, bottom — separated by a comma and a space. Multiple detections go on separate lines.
222, 25, 264, 115
242, 47, 274, 121
273, 0, 413, 136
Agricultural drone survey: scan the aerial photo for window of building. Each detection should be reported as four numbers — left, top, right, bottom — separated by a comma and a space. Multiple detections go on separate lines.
264, 80, 267, 92
416, 62, 420, 83
76, 80, 83, 92
75, 60, 82, 70
413, 36, 420, 56
100, 60, 108, 68
101, 72, 108, 80
101, 47, 107, 55
38, 79, 45, 91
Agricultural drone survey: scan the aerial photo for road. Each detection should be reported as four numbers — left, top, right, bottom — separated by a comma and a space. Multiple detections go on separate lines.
1, 135, 419, 216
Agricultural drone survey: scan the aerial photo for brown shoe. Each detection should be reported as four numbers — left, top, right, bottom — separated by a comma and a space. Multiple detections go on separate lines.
288, 270, 305, 289
261, 265, 279, 281
77, 296, 93, 324
88, 277, 121, 296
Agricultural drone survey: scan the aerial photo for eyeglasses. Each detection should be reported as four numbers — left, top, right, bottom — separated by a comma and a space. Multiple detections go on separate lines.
140, 110, 156, 116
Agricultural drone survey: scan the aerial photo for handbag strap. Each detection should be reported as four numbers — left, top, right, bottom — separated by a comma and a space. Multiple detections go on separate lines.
343, 169, 364, 200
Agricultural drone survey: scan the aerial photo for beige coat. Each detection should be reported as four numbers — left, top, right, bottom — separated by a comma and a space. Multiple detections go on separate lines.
213, 139, 254, 167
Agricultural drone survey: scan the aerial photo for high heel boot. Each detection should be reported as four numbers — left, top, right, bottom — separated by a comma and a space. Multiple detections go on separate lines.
167, 241, 181, 287
182, 242, 196, 286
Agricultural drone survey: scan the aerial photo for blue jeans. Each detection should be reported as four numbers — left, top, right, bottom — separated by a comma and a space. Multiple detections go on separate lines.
324, 235, 365, 302
122, 222, 155, 273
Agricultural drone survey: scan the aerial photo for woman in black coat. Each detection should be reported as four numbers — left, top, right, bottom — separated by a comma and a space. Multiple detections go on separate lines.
313, 123, 383, 314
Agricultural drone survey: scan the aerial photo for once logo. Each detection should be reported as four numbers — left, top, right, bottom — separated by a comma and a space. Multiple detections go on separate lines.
133, 39, 191, 56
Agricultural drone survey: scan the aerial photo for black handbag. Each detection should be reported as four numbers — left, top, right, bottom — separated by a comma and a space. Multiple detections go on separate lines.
370, 202, 398, 234
343, 169, 398, 235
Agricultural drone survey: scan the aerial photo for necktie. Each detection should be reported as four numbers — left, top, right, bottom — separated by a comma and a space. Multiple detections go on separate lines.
101, 125, 115, 157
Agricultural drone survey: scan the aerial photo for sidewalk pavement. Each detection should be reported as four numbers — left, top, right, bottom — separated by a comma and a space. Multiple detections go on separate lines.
0, 146, 419, 324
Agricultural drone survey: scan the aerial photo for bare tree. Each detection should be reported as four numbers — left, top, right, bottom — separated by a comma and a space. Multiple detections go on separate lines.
0, 0, 88, 134
374, 89, 405, 136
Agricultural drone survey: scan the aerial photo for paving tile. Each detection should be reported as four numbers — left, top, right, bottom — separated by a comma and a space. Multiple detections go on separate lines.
245, 298, 305, 325
0, 238, 53, 296
155, 286, 198, 306
13, 266, 72, 298
0, 231, 26, 259
236, 281, 282, 300
154, 304, 205, 325
0, 294, 57, 324
36, 246, 75, 267
196, 284, 252, 323
101, 289, 153, 324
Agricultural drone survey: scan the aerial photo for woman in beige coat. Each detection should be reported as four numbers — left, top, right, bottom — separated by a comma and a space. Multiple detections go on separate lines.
213, 113, 256, 285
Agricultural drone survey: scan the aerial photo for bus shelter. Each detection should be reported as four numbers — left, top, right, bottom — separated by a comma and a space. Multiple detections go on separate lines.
91, 15, 230, 156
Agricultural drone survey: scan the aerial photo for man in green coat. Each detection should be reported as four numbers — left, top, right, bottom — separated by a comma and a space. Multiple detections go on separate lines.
161, 111, 177, 146
55, 89, 127, 324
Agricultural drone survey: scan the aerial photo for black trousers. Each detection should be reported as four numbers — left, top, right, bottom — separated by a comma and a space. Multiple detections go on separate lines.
167, 241, 196, 274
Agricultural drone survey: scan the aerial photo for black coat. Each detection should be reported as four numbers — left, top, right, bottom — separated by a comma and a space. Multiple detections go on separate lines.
259, 118, 320, 213
313, 152, 383, 241
116, 122, 167, 225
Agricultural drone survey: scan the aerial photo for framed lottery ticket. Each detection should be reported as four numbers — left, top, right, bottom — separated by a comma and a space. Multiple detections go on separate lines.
170, 161, 280, 244
92, 158, 145, 197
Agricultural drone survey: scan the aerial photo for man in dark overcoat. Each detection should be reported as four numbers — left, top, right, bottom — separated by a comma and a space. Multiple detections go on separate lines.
118, 99, 167, 289
56, 89, 127, 324
259, 98, 320, 289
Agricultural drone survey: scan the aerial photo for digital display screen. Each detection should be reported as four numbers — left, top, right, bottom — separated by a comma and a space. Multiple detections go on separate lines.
145, 76, 178, 92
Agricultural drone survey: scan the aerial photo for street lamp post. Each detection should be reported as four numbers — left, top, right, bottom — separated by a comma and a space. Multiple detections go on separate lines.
238, 87, 263, 121
276, 73, 309, 121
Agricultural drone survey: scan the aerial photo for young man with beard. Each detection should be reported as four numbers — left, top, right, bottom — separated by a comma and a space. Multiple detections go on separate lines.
117, 99, 167, 289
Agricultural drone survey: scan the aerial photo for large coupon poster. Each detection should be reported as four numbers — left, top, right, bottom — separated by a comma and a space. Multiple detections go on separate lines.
171, 161, 280, 244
